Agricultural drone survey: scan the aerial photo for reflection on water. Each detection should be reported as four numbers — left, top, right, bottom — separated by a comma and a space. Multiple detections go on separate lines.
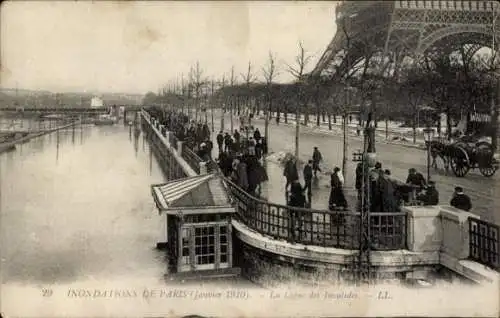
0, 123, 167, 285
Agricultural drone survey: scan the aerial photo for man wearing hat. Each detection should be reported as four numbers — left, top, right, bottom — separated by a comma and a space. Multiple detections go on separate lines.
450, 186, 472, 211
406, 168, 427, 191
416, 181, 439, 206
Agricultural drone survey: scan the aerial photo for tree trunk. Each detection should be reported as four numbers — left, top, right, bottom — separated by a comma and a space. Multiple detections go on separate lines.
446, 105, 452, 141
333, 113, 337, 124
265, 97, 270, 150
221, 100, 225, 131
316, 102, 320, 126
412, 108, 417, 144
385, 118, 388, 140
295, 104, 300, 160
230, 98, 234, 132
328, 112, 332, 130
304, 103, 309, 126
284, 102, 288, 124
276, 105, 280, 126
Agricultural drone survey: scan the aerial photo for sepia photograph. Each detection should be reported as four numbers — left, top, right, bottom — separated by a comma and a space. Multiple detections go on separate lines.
0, 1, 499, 317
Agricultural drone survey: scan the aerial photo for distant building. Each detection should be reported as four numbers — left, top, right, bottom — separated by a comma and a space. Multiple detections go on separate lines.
90, 96, 104, 108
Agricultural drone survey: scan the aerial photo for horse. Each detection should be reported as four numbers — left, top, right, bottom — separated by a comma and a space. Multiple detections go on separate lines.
429, 140, 454, 172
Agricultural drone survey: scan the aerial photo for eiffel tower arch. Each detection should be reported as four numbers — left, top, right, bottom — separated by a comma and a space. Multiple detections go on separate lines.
312, 0, 500, 77
312, 0, 500, 284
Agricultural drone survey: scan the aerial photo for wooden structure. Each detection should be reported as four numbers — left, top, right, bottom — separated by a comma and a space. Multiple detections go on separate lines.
151, 173, 240, 278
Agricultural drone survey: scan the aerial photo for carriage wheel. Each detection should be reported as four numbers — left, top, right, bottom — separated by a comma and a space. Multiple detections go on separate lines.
450, 146, 470, 177
476, 142, 497, 177
479, 165, 497, 177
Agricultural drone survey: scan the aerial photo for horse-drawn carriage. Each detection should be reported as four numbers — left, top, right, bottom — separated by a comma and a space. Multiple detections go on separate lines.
430, 136, 499, 177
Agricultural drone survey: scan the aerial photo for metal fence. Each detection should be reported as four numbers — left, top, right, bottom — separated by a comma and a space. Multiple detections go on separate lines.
143, 109, 407, 251
469, 217, 500, 271
181, 142, 201, 174
225, 178, 406, 250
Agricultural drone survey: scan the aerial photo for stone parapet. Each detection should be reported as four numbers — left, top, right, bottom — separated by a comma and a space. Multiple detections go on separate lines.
231, 205, 499, 285
440, 206, 477, 260
404, 205, 442, 253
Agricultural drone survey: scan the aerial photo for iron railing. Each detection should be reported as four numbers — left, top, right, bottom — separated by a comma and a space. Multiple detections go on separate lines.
469, 217, 500, 271
144, 109, 407, 251
225, 178, 406, 250
181, 142, 201, 174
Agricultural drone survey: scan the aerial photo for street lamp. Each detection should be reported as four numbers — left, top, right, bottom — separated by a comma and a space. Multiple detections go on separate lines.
342, 86, 354, 180
423, 127, 435, 182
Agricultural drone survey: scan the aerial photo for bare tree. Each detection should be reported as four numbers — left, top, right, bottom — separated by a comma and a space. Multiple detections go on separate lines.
210, 78, 216, 132
189, 61, 206, 122
262, 51, 279, 150
241, 61, 256, 125
229, 66, 236, 132
286, 41, 312, 160
219, 74, 226, 131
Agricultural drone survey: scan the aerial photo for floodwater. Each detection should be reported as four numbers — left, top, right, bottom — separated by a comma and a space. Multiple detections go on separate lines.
0, 121, 259, 317
0, 123, 168, 286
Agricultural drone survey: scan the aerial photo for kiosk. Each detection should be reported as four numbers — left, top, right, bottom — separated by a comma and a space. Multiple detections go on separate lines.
151, 173, 240, 279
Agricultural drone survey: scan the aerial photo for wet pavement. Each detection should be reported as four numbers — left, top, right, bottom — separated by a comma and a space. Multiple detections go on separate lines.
212, 112, 499, 224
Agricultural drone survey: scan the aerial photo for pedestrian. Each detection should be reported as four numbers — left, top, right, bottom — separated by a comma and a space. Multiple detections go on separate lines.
303, 160, 313, 198
246, 156, 259, 196
255, 139, 262, 159
255, 159, 268, 196
312, 147, 323, 177
329, 167, 348, 210
406, 168, 427, 191
417, 181, 439, 206
216, 130, 224, 153
233, 129, 240, 146
283, 157, 299, 192
378, 168, 399, 212
289, 181, 306, 208
236, 156, 249, 190
205, 139, 213, 159
450, 186, 472, 211
261, 137, 268, 155
248, 137, 256, 156
253, 128, 261, 142
288, 180, 306, 239
224, 132, 232, 152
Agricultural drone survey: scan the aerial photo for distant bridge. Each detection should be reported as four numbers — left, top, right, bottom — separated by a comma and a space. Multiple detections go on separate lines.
0, 105, 142, 115
0, 107, 108, 114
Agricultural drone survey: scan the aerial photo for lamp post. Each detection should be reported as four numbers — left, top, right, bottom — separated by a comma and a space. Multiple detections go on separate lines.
423, 127, 435, 182
342, 86, 354, 180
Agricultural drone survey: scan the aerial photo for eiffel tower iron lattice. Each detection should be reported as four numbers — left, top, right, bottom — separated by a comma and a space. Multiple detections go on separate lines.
315, 0, 500, 284
312, 0, 500, 77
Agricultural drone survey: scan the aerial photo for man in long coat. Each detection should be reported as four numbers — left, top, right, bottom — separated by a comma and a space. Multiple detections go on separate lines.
283, 157, 299, 192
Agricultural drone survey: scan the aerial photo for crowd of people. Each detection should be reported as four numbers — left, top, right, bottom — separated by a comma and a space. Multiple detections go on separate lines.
146, 107, 473, 214
215, 127, 269, 197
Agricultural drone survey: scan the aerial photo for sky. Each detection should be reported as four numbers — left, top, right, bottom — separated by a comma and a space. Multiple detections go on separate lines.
1, 1, 338, 95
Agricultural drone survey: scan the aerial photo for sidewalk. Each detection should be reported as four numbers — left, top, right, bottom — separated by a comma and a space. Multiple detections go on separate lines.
251, 116, 428, 151
260, 151, 358, 211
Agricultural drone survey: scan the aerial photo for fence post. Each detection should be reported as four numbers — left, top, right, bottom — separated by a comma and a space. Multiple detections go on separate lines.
200, 161, 208, 175
177, 141, 183, 156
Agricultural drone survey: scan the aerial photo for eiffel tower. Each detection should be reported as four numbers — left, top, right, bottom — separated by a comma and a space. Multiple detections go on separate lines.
312, 0, 500, 77
312, 0, 500, 285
